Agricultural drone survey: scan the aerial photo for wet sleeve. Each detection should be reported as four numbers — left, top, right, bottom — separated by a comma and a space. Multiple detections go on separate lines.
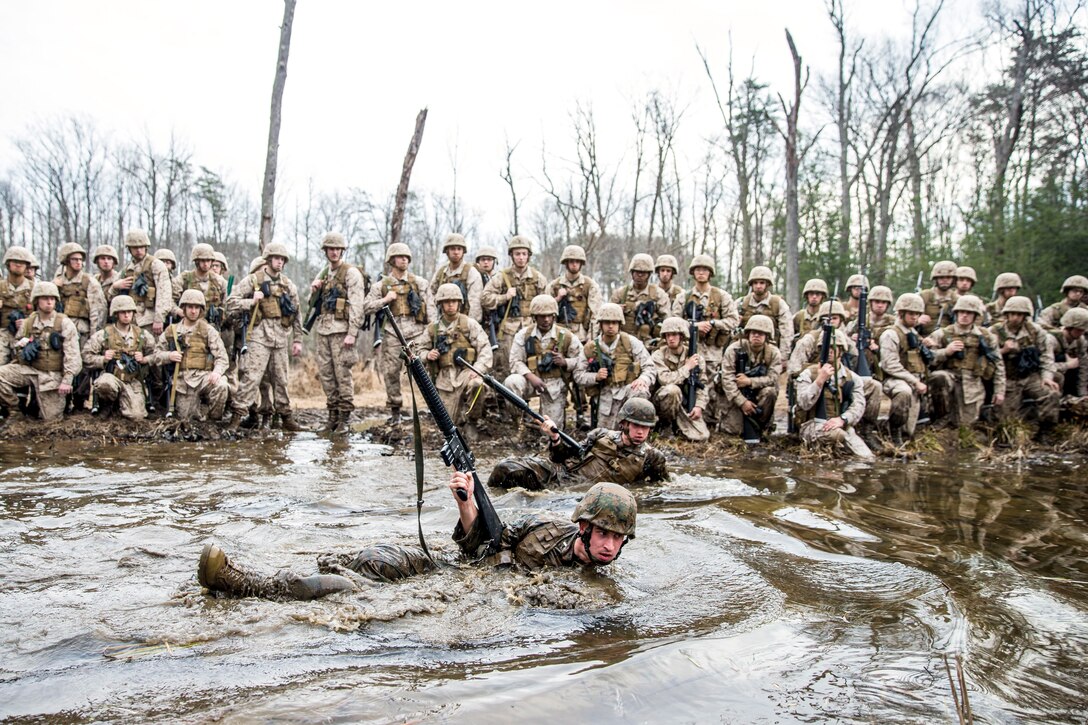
480, 273, 504, 312
652, 349, 686, 388
642, 448, 670, 482
878, 329, 916, 385
631, 338, 657, 386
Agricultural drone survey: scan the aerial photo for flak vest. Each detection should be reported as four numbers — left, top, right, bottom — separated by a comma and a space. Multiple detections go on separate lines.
381, 273, 427, 322
526, 328, 573, 379
428, 316, 478, 368
499, 268, 542, 316
583, 335, 640, 387
0, 279, 32, 322
796, 363, 855, 423
568, 434, 648, 484
617, 284, 663, 338
56, 275, 91, 321
554, 277, 591, 326
939, 325, 997, 380
19, 313, 69, 372
920, 289, 957, 328
167, 319, 215, 371
683, 287, 731, 347
736, 340, 775, 373
181, 271, 225, 306
251, 270, 295, 326
127, 256, 159, 307
1049, 330, 1080, 396
891, 326, 928, 379
325, 264, 358, 321
739, 294, 783, 342
993, 320, 1042, 381
436, 264, 471, 305
103, 326, 142, 383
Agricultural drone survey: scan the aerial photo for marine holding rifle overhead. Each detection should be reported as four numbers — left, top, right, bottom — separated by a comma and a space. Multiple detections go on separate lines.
421, 283, 493, 442
226, 242, 304, 432
651, 316, 710, 442
503, 293, 582, 433
81, 295, 164, 420
924, 294, 1006, 428
736, 265, 794, 358
716, 314, 782, 442
480, 235, 548, 396
877, 293, 930, 446
572, 302, 656, 430
917, 260, 960, 336
679, 254, 739, 424
989, 296, 1060, 440
427, 233, 483, 322
155, 289, 229, 422
489, 397, 669, 491
543, 244, 602, 343
311, 232, 367, 433
196, 473, 639, 599
610, 253, 670, 349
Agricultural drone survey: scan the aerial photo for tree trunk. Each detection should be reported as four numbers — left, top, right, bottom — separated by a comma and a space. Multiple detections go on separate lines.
390, 109, 428, 246
906, 108, 924, 273
258, 0, 296, 253
781, 29, 804, 310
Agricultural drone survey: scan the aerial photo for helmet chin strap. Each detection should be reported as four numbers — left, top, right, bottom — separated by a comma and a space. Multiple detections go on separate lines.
579, 523, 626, 565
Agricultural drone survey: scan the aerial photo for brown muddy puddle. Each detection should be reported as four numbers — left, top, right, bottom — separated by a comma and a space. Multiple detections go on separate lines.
0, 433, 1085, 723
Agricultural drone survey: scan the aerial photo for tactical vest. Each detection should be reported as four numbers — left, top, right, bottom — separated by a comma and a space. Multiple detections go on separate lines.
618, 284, 663, 339
436, 264, 471, 305
738, 294, 783, 342
920, 288, 956, 325
526, 327, 572, 379
683, 287, 730, 347
252, 270, 294, 325
103, 325, 142, 383
800, 327, 849, 365
795, 364, 855, 423
382, 272, 427, 322
0, 278, 32, 320
1049, 330, 1080, 396
499, 268, 542, 316
127, 256, 158, 306
940, 325, 996, 380
892, 327, 928, 378
738, 340, 775, 373
56, 274, 91, 321
181, 271, 225, 306
993, 320, 1042, 381
168, 319, 215, 371
794, 309, 820, 336
552, 277, 590, 326
20, 313, 69, 372
568, 432, 647, 484
583, 335, 640, 386
429, 315, 477, 368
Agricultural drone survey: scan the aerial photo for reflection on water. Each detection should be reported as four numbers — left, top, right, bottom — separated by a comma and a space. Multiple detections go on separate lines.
0, 436, 1085, 722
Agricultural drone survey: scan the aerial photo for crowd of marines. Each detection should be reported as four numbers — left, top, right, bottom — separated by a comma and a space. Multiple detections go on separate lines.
2, 230, 1087, 465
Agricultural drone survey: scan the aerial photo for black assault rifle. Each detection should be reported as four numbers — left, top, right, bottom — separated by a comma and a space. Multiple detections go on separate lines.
853, 286, 872, 377
682, 300, 703, 414
456, 357, 586, 455
735, 348, 767, 444
384, 306, 502, 553
814, 314, 839, 420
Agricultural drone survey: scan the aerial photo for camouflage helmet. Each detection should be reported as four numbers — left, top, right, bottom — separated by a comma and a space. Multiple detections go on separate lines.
689, 254, 716, 275
28, 252, 39, 269
802, 278, 829, 296
2, 246, 34, 265
179, 289, 206, 308
1060, 307, 1088, 330
1002, 295, 1034, 316
619, 397, 658, 426
507, 235, 534, 255
744, 314, 775, 336
529, 294, 558, 316
992, 272, 1022, 294
655, 254, 679, 274
124, 228, 150, 248
264, 242, 290, 262
1061, 275, 1088, 294
30, 281, 60, 302
659, 316, 689, 338
846, 273, 869, 290
956, 266, 977, 283
817, 300, 847, 319
571, 482, 637, 538
249, 256, 267, 274
190, 243, 216, 263
58, 242, 86, 264
952, 294, 985, 316
154, 249, 177, 267
109, 295, 137, 315
474, 245, 499, 261
596, 302, 625, 323
747, 265, 774, 285
92, 245, 119, 264
869, 285, 894, 304
321, 232, 347, 250
442, 233, 467, 253
434, 283, 465, 305
385, 242, 412, 264
893, 292, 925, 314
213, 252, 229, 272
930, 260, 957, 279
561, 245, 587, 264
628, 253, 655, 273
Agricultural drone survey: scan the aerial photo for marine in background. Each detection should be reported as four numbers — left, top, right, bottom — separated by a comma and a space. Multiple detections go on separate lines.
544, 244, 602, 343
480, 235, 548, 393
985, 272, 1022, 327
0, 246, 34, 366
313, 232, 367, 433
793, 327, 873, 460
112, 229, 173, 337
792, 278, 828, 340
1038, 275, 1087, 331
427, 233, 483, 322
877, 293, 930, 446
610, 253, 670, 349
93, 245, 122, 303
917, 260, 959, 336
736, 265, 794, 358
955, 266, 977, 296
715, 314, 782, 443
650, 316, 710, 442
925, 295, 1006, 428
156, 289, 230, 422
842, 273, 869, 322
990, 296, 1060, 440
654, 254, 685, 316
572, 302, 656, 430
504, 293, 582, 432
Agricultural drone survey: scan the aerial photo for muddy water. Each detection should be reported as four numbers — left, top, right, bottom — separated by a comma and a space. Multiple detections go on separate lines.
0, 434, 1085, 723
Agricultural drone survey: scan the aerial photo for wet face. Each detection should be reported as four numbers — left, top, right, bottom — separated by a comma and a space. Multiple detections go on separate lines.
599, 320, 619, 340
630, 270, 650, 288
664, 331, 683, 351
324, 247, 343, 265
956, 310, 976, 327
7, 261, 27, 278
750, 280, 769, 296
935, 275, 954, 291
871, 300, 889, 316
535, 313, 555, 334
510, 249, 530, 268
116, 310, 134, 326
182, 304, 203, 323
902, 311, 921, 328
441, 299, 461, 319
956, 278, 974, 294
96, 256, 114, 273
36, 296, 56, 314
806, 292, 825, 309
390, 255, 410, 273
476, 256, 496, 274
67, 254, 84, 274
268, 255, 286, 273
565, 260, 583, 276
580, 523, 625, 564
623, 421, 652, 445
446, 246, 465, 265
196, 259, 212, 274
656, 267, 674, 285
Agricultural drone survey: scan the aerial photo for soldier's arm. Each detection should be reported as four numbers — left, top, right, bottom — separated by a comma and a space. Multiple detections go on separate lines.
170, 274, 183, 318
225, 275, 255, 317
641, 448, 670, 482
88, 278, 107, 331
841, 372, 867, 426
139, 330, 167, 365
61, 318, 82, 384
587, 279, 604, 317
651, 349, 686, 387
152, 260, 172, 324
572, 348, 596, 387
361, 277, 387, 315
81, 331, 108, 369
1037, 327, 1057, 381
747, 347, 781, 390
987, 331, 1007, 392
778, 301, 795, 357
564, 334, 584, 369
609, 287, 623, 304
288, 281, 304, 344
479, 274, 504, 312
467, 318, 492, 373
466, 268, 483, 321
208, 327, 230, 376
787, 334, 813, 376
550, 427, 603, 463
631, 337, 657, 386
345, 268, 366, 332
878, 328, 916, 384
795, 371, 821, 410
508, 328, 530, 375
719, 346, 746, 406
654, 288, 670, 323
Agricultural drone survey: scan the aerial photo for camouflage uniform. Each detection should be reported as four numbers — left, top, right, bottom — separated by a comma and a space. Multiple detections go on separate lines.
736, 291, 794, 358
991, 313, 1060, 426
917, 260, 960, 336
795, 360, 873, 459
53, 268, 107, 345
573, 331, 656, 429
82, 316, 162, 420
480, 253, 549, 384
157, 315, 230, 421
716, 337, 782, 438
790, 322, 881, 434
544, 271, 602, 343
428, 234, 484, 322
423, 308, 493, 433
878, 318, 929, 439
489, 427, 669, 491
505, 322, 582, 429
927, 300, 1006, 427
0, 305, 82, 421
172, 270, 229, 326
117, 231, 173, 333
984, 273, 1022, 328
1039, 276, 1088, 330
0, 271, 32, 366
610, 282, 671, 349
315, 253, 367, 418
651, 330, 710, 442
363, 258, 430, 415
679, 284, 740, 373
1049, 320, 1088, 398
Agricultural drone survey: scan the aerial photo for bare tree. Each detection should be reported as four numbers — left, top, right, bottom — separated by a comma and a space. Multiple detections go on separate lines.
776, 29, 811, 309
390, 108, 428, 247
259, 0, 296, 253
500, 136, 521, 236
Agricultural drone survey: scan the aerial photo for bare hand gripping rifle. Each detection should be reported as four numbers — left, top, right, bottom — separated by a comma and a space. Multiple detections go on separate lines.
384, 306, 502, 553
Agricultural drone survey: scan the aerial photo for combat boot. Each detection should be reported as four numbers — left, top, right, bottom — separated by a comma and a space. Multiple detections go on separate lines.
239, 411, 259, 429
198, 544, 354, 600
333, 410, 351, 435
890, 427, 906, 447
322, 409, 340, 432
280, 412, 303, 432
226, 412, 243, 430
386, 407, 403, 425
259, 413, 272, 430
860, 424, 882, 451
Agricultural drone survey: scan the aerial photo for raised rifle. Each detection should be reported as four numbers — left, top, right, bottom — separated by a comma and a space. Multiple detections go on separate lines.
486, 310, 500, 351
303, 268, 328, 334
384, 306, 503, 554
814, 313, 839, 420
735, 348, 767, 444
682, 300, 703, 414
853, 286, 872, 377
457, 357, 586, 455
1034, 294, 1043, 323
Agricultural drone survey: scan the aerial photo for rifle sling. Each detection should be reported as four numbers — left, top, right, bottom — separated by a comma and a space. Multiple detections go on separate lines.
406, 369, 438, 566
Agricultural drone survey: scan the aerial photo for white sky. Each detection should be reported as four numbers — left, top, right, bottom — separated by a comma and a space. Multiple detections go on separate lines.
0, 0, 942, 241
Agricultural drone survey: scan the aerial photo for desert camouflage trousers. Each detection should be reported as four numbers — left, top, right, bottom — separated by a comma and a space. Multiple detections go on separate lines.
800, 419, 874, 460
654, 383, 710, 441
504, 375, 568, 429
174, 374, 229, 421
93, 372, 149, 419
999, 375, 1059, 425
378, 327, 427, 410
715, 386, 777, 440
233, 341, 290, 415
883, 379, 922, 436
316, 331, 358, 412
0, 365, 65, 421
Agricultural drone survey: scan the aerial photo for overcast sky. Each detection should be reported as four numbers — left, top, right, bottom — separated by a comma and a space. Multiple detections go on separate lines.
0, 0, 953, 241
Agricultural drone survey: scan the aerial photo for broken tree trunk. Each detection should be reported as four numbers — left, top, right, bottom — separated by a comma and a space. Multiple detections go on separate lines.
390, 108, 428, 245
258, 0, 296, 253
